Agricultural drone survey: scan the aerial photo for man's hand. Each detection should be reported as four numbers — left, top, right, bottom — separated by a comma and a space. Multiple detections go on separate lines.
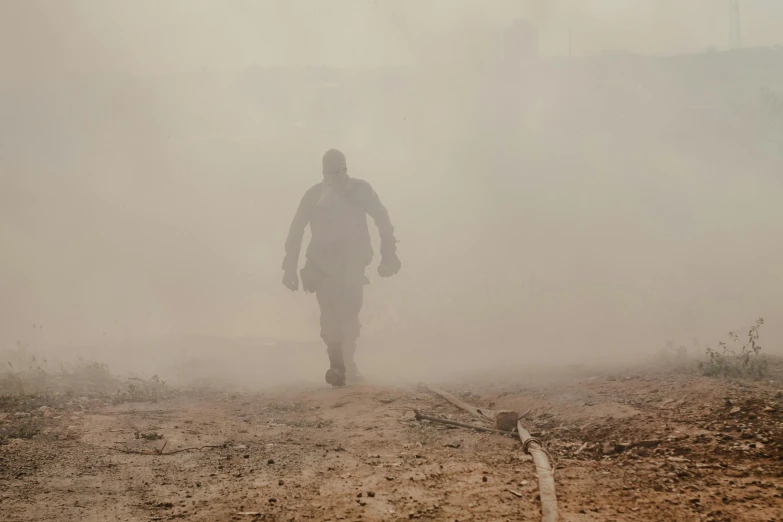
377, 254, 401, 278
282, 269, 299, 291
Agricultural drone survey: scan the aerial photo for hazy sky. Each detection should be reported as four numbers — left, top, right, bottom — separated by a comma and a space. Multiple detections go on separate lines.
2, 1, 783, 371
3, 0, 783, 75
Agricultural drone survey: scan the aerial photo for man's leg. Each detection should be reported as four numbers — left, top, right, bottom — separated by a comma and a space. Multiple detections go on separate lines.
315, 278, 346, 386
340, 282, 365, 383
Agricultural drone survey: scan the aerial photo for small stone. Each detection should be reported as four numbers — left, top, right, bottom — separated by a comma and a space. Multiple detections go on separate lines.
267, 459, 275, 465
367, 491, 376, 498
482, 476, 487, 483
279, 480, 285, 486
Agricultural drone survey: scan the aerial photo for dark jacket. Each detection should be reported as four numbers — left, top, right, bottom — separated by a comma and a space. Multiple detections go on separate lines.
282, 178, 397, 280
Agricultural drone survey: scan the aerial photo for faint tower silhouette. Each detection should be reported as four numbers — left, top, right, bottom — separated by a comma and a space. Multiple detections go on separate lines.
729, 0, 741, 49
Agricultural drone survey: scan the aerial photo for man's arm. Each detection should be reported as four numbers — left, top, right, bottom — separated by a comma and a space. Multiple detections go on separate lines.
282, 187, 317, 273
358, 181, 397, 258
352, 180, 400, 277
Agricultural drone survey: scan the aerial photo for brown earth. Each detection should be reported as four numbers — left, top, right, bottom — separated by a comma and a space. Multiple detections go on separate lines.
1, 365, 783, 521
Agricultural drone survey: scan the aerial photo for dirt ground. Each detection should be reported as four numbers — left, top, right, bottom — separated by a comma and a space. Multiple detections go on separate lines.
2, 364, 782, 521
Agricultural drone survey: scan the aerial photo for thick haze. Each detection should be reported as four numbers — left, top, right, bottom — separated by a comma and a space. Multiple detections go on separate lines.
2, 1, 782, 383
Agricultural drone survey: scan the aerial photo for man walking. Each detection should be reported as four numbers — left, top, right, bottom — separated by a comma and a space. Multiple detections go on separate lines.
282, 149, 401, 386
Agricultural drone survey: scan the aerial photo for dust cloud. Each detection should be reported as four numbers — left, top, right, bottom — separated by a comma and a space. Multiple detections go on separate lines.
2, 1, 782, 386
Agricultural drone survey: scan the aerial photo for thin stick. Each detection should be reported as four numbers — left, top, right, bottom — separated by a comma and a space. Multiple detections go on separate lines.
413, 410, 512, 435
109, 443, 223, 456
419, 383, 495, 424
518, 421, 559, 522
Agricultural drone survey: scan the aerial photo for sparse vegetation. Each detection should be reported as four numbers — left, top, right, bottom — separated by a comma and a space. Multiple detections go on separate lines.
1, 349, 173, 407
0, 417, 43, 440
654, 340, 691, 367
699, 318, 768, 379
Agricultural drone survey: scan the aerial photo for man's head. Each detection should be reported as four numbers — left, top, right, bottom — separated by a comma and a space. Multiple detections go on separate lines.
322, 149, 348, 185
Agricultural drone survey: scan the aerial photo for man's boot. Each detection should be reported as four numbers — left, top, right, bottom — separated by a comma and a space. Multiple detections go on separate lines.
343, 342, 365, 384
325, 344, 346, 387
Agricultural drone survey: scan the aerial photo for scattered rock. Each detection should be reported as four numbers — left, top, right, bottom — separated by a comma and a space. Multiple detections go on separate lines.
667, 457, 690, 463
367, 492, 376, 498
495, 410, 518, 432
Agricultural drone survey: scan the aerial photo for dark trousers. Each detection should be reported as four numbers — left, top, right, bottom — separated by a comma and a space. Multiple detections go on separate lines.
315, 276, 364, 348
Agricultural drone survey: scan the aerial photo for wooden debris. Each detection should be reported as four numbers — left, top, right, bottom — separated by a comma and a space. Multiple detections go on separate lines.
418, 383, 496, 424
413, 410, 513, 436
109, 442, 224, 456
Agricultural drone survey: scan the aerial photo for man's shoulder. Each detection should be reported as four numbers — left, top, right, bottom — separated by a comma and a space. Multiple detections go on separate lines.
346, 178, 376, 196
302, 182, 324, 199
348, 177, 371, 188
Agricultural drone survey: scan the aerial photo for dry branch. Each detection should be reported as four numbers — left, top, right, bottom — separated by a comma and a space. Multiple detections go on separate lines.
419, 383, 495, 424
413, 410, 514, 436
109, 442, 223, 456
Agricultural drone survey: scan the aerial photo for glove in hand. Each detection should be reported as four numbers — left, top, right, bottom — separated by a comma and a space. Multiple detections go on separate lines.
282, 270, 299, 291
377, 254, 401, 278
